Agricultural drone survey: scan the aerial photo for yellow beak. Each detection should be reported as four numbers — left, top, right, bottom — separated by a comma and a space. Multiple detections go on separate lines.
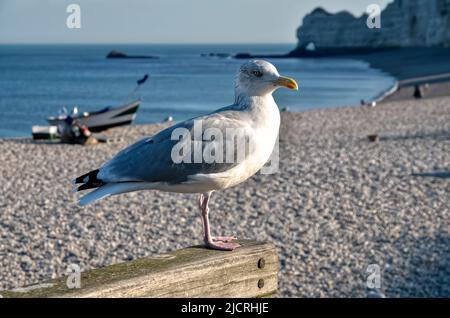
274, 76, 298, 90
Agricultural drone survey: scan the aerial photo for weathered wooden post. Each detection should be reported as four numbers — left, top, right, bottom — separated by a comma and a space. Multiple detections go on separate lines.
1, 240, 278, 298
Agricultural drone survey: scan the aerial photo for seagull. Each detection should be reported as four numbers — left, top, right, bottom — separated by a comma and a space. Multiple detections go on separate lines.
74, 60, 298, 251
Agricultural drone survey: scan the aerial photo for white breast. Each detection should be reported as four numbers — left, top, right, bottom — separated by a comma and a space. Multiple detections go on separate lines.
183, 96, 281, 192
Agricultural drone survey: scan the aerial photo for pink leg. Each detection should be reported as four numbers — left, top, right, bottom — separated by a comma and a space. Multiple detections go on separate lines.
199, 193, 240, 251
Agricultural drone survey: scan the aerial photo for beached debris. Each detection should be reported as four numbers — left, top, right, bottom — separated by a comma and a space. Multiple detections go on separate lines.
413, 84, 429, 98
368, 134, 379, 142
106, 50, 158, 59
361, 99, 377, 107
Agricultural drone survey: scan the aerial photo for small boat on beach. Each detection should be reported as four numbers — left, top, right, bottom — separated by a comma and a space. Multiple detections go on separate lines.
47, 99, 141, 132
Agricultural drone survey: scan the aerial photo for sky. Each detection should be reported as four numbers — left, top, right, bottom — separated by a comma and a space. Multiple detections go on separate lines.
0, 0, 393, 44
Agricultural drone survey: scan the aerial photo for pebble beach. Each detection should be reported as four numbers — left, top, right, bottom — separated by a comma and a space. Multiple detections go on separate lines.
0, 87, 449, 297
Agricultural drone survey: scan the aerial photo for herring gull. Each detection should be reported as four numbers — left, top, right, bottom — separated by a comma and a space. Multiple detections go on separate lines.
74, 60, 298, 250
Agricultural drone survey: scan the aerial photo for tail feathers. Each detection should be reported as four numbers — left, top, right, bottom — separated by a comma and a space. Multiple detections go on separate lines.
78, 182, 151, 206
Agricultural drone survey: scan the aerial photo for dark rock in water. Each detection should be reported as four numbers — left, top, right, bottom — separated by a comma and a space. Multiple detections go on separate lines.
234, 52, 290, 59
234, 53, 253, 59
233, 47, 392, 59
107, 50, 127, 58
201, 53, 231, 58
106, 50, 158, 59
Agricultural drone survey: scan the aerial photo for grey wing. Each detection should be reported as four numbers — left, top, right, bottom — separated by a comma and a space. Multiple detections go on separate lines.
97, 108, 255, 184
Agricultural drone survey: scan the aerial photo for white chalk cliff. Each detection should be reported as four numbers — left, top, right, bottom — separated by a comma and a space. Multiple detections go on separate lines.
295, 0, 450, 52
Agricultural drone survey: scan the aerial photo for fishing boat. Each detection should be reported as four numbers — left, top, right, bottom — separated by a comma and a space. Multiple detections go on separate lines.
47, 99, 141, 132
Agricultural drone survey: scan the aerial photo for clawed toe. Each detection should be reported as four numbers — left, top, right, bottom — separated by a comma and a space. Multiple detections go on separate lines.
211, 236, 237, 243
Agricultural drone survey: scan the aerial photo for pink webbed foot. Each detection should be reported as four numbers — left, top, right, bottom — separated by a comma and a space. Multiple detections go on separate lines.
206, 239, 241, 251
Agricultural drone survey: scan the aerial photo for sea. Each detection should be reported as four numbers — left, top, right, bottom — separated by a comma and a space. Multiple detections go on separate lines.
0, 44, 397, 137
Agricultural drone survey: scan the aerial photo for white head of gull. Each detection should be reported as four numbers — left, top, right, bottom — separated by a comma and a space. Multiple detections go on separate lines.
74, 60, 298, 250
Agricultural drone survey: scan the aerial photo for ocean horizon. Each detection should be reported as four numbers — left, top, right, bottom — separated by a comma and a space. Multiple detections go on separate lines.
0, 43, 396, 137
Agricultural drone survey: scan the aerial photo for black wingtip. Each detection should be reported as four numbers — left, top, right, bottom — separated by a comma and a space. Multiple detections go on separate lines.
74, 169, 105, 192
77, 183, 100, 191
75, 169, 99, 184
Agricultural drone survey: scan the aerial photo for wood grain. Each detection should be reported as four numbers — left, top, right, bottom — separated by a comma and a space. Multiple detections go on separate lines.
1, 240, 278, 298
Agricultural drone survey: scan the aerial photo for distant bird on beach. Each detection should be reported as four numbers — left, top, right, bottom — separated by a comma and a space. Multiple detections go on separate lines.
74, 60, 298, 251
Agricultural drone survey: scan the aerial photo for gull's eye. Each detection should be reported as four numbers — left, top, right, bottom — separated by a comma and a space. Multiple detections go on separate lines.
252, 70, 263, 77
